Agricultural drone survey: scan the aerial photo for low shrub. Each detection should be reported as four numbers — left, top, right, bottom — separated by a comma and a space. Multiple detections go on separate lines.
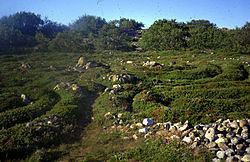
0, 91, 59, 129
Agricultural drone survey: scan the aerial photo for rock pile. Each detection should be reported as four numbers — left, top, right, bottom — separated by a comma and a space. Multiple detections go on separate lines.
144, 119, 250, 161
108, 74, 138, 83
67, 57, 109, 73
53, 82, 81, 92
108, 117, 250, 161
105, 84, 122, 95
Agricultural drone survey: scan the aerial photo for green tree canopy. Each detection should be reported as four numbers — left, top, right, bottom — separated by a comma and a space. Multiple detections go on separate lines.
0, 12, 43, 36
139, 19, 189, 50
70, 15, 106, 36
48, 31, 94, 52
40, 19, 68, 39
96, 23, 131, 51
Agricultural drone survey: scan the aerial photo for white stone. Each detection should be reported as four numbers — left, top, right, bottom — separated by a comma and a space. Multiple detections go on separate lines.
179, 120, 191, 131
170, 135, 180, 140
212, 158, 220, 162
182, 136, 192, 144
104, 112, 112, 118
242, 154, 250, 162
215, 137, 228, 144
225, 149, 234, 156
246, 147, 250, 154
216, 151, 225, 159
117, 113, 123, 118
139, 128, 148, 134
126, 61, 133, 64
142, 118, 154, 126
135, 123, 143, 128
132, 134, 138, 140
205, 128, 216, 141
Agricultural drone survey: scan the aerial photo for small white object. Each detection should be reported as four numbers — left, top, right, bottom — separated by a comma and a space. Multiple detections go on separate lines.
139, 128, 148, 134
142, 118, 154, 126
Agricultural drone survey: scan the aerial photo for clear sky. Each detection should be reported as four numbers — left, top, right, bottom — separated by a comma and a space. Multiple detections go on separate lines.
0, 0, 249, 28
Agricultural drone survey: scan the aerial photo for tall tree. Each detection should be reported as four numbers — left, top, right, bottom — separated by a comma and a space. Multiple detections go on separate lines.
0, 12, 43, 36
40, 19, 68, 39
96, 23, 131, 51
70, 15, 106, 36
139, 19, 189, 50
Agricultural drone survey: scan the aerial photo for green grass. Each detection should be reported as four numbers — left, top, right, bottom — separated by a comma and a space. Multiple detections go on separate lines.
109, 139, 213, 162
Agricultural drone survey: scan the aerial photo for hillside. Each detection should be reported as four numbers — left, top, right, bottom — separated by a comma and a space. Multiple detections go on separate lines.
0, 50, 250, 161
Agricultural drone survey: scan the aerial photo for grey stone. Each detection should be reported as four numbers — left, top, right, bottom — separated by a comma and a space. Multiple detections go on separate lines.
218, 142, 229, 151
246, 147, 250, 153
138, 128, 148, 134
226, 132, 236, 139
210, 148, 220, 152
206, 142, 217, 149
216, 150, 225, 159
235, 155, 242, 160
228, 121, 239, 129
239, 120, 248, 128
196, 130, 205, 137
242, 132, 249, 139
246, 139, 250, 143
226, 156, 239, 162
234, 127, 242, 134
236, 144, 244, 150
212, 158, 220, 162
163, 122, 172, 130
225, 148, 235, 156
242, 154, 250, 162
216, 118, 223, 124
231, 137, 240, 145
181, 128, 193, 137
194, 124, 204, 130
215, 137, 228, 144
242, 126, 249, 133
182, 136, 192, 144
223, 119, 231, 125
205, 127, 216, 141
179, 120, 192, 131
217, 125, 226, 132
212, 158, 221, 162
169, 126, 177, 133
189, 142, 198, 149
194, 137, 201, 142
236, 149, 245, 156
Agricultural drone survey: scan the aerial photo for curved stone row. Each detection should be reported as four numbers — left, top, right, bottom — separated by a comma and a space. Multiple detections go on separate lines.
107, 116, 250, 162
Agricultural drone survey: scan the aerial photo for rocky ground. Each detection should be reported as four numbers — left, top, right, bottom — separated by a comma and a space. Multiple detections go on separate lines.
104, 114, 250, 162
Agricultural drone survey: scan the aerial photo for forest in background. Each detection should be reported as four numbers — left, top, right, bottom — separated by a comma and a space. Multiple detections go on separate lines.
0, 11, 249, 54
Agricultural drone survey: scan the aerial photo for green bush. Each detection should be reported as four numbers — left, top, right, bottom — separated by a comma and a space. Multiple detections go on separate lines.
164, 64, 222, 80
0, 90, 83, 158
215, 63, 248, 81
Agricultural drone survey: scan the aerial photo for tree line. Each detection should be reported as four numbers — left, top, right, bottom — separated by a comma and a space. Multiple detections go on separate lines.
140, 19, 250, 53
0, 12, 249, 54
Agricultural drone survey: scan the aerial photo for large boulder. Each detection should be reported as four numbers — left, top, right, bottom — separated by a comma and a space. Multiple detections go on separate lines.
143, 61, 163, 69
76, 56, 88, 67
